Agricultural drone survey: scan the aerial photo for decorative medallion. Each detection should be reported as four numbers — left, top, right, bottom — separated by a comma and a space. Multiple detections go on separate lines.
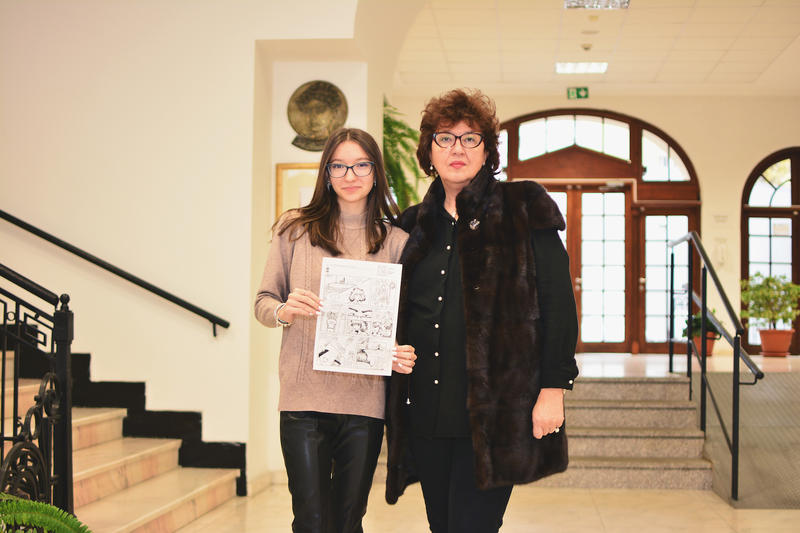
469, 219, 480, 230
287, 80, 348, 152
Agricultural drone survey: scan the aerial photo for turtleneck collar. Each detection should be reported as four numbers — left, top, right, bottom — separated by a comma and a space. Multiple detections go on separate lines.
340, 210, 367, 229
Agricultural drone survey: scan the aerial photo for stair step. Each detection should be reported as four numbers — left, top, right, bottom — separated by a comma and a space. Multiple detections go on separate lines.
72, 407, 126, 450
569, 376, 689, 401
73, 437, 181, 507
3, 378, 39, 418
568, 427, 705, 457
536, 456, 712, 489
566, 399, 697, 428
76, 467, 239, 533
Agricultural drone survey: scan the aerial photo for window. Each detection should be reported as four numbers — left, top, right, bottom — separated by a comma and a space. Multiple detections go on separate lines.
642, 129, 690, 182
518, 115, 630, 162
741, 149, 799, 351
497, 129, 508, 181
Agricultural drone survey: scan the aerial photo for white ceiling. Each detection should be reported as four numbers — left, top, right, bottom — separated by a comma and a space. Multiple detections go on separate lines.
393, 0, 800, 96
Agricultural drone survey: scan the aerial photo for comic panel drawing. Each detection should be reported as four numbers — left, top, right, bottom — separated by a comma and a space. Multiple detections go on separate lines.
312, 257, 402, 376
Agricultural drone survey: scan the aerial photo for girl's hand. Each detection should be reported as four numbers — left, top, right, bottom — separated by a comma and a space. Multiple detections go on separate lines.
278, 288, 322, 323
392, 344, 417, 374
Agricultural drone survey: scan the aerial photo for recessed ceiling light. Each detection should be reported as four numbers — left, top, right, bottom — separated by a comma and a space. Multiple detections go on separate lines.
565, 0, 630, 8
556, 62, 608, 74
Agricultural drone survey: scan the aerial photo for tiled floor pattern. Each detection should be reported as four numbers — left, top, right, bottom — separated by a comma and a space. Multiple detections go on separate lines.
178, 482, 800, 532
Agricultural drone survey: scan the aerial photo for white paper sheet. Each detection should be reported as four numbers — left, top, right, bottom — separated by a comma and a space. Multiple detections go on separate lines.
312, 257, 402, 376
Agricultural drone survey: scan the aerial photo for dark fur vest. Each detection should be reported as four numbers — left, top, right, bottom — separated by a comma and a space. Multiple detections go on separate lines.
385, 168, 569, 503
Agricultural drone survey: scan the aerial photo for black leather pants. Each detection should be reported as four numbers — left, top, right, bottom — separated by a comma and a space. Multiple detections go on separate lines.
280, 411, 384, 533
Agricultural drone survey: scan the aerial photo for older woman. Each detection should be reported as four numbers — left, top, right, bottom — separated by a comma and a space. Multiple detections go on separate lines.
385, 90, 579, 533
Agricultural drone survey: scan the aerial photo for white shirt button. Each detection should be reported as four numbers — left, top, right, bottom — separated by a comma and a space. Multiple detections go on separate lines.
438, 296, 443, 302
440, 269, 446, 275
446, 245, 452, 250
434, 352, 439, 357
569, 380, 574, 385
434, 379, 439, 385
434, 323, 439, 329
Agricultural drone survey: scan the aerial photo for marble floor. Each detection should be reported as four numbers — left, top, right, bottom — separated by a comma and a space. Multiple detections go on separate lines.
178, 353, 800, 532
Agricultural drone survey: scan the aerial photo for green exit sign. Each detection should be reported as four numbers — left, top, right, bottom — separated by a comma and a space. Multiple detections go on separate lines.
567, 87, 589, 99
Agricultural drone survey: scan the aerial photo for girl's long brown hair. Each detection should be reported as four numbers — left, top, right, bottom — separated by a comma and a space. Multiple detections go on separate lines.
274, 128, 400, 255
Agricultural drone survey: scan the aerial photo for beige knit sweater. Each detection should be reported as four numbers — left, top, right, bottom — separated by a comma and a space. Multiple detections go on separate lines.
255, 211, 408, 420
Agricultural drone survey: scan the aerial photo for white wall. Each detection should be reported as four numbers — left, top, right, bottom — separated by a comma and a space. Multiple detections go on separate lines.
0, 0, 358, 471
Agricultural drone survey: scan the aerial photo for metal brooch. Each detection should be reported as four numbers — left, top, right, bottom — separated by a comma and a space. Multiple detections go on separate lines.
469, 219, 480, 230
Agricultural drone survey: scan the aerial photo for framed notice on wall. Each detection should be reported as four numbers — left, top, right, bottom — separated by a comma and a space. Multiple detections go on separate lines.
275, 163, 319, 219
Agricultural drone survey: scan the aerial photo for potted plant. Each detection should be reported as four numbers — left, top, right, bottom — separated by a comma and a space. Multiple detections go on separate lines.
740, 273, 800, 357
383, 97, 424, 210
0, 492, 92, 532
682, 311, 721, 356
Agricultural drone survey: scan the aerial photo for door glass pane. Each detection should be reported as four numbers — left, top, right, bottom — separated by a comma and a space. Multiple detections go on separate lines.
746, 214, 793, 343
575, 115, 603, 152
581, 191, 626, 343
668, 150, 690, 181
546, 116, 575, 152
603, 118, 630, 161
642, 130, 669, 181
748, 159, 791, 207
645, 215, 689, 342
518, 119, 546, 161
747, 217, 792, 276
497, 129, 508, 181
548, 191, 567, 246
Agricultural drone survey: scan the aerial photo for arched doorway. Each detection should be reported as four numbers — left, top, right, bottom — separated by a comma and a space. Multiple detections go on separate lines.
740, 147, 800, 355
500, 109, 700, 353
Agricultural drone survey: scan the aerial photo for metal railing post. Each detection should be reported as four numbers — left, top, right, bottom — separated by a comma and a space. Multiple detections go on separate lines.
52, 294, 74, 513
668, 251, 675, 372
686, 249, 693, 399
732, 331, 742, 501
700, 266, 708, 432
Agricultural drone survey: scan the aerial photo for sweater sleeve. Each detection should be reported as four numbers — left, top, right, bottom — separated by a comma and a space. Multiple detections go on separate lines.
532, 229, 579, 389
254, 222, 296, 328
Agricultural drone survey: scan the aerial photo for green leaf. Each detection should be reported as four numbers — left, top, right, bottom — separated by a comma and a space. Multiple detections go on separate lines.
383, 97, 423, 210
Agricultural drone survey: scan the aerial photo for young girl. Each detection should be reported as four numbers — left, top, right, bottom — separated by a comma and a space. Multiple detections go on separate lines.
255, 128, 416, 533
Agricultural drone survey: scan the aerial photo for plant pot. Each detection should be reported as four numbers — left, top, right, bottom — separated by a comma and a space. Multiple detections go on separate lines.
692, 333, 717, 356
758, 328, 795, 357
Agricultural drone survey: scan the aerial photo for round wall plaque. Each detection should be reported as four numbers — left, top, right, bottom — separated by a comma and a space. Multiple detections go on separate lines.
287, 80, 348, 152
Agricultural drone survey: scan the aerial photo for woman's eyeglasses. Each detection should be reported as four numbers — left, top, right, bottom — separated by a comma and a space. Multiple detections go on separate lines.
326, 161, 375, 178
432, 132, 484, 149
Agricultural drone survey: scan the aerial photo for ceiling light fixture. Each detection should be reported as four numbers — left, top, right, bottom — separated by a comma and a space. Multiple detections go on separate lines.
565, 0, 630, 8
556, 62, 608, 74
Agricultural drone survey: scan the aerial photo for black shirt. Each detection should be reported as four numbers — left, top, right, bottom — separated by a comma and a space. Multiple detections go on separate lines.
404, 205, 577, 438
406, 206, 470, 437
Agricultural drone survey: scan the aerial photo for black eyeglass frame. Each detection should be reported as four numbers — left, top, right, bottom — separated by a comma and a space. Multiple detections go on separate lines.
432, 131, 485, 149
326, 161, 376, 178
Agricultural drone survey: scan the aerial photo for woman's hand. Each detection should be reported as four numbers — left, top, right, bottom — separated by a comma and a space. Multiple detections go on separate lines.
278, 288, 322, 323
532, 388, 565, 439
392, 344, 417, 374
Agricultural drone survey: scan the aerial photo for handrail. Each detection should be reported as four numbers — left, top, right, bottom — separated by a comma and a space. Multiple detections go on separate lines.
669, 232, 761, 380
667, 230, 764, 502
0, 208, 229, 336
669, 232, 744, 332
0, 263, 59, 306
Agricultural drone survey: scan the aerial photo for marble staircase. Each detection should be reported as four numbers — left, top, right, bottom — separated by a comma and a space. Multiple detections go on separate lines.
2, 355, 240, 533
537, 376, 712, 489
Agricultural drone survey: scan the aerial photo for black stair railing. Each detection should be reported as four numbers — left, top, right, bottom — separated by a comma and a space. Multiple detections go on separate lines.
0, 208, 229, 336
0, 263, 74, 513
667, 231, 764, 501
